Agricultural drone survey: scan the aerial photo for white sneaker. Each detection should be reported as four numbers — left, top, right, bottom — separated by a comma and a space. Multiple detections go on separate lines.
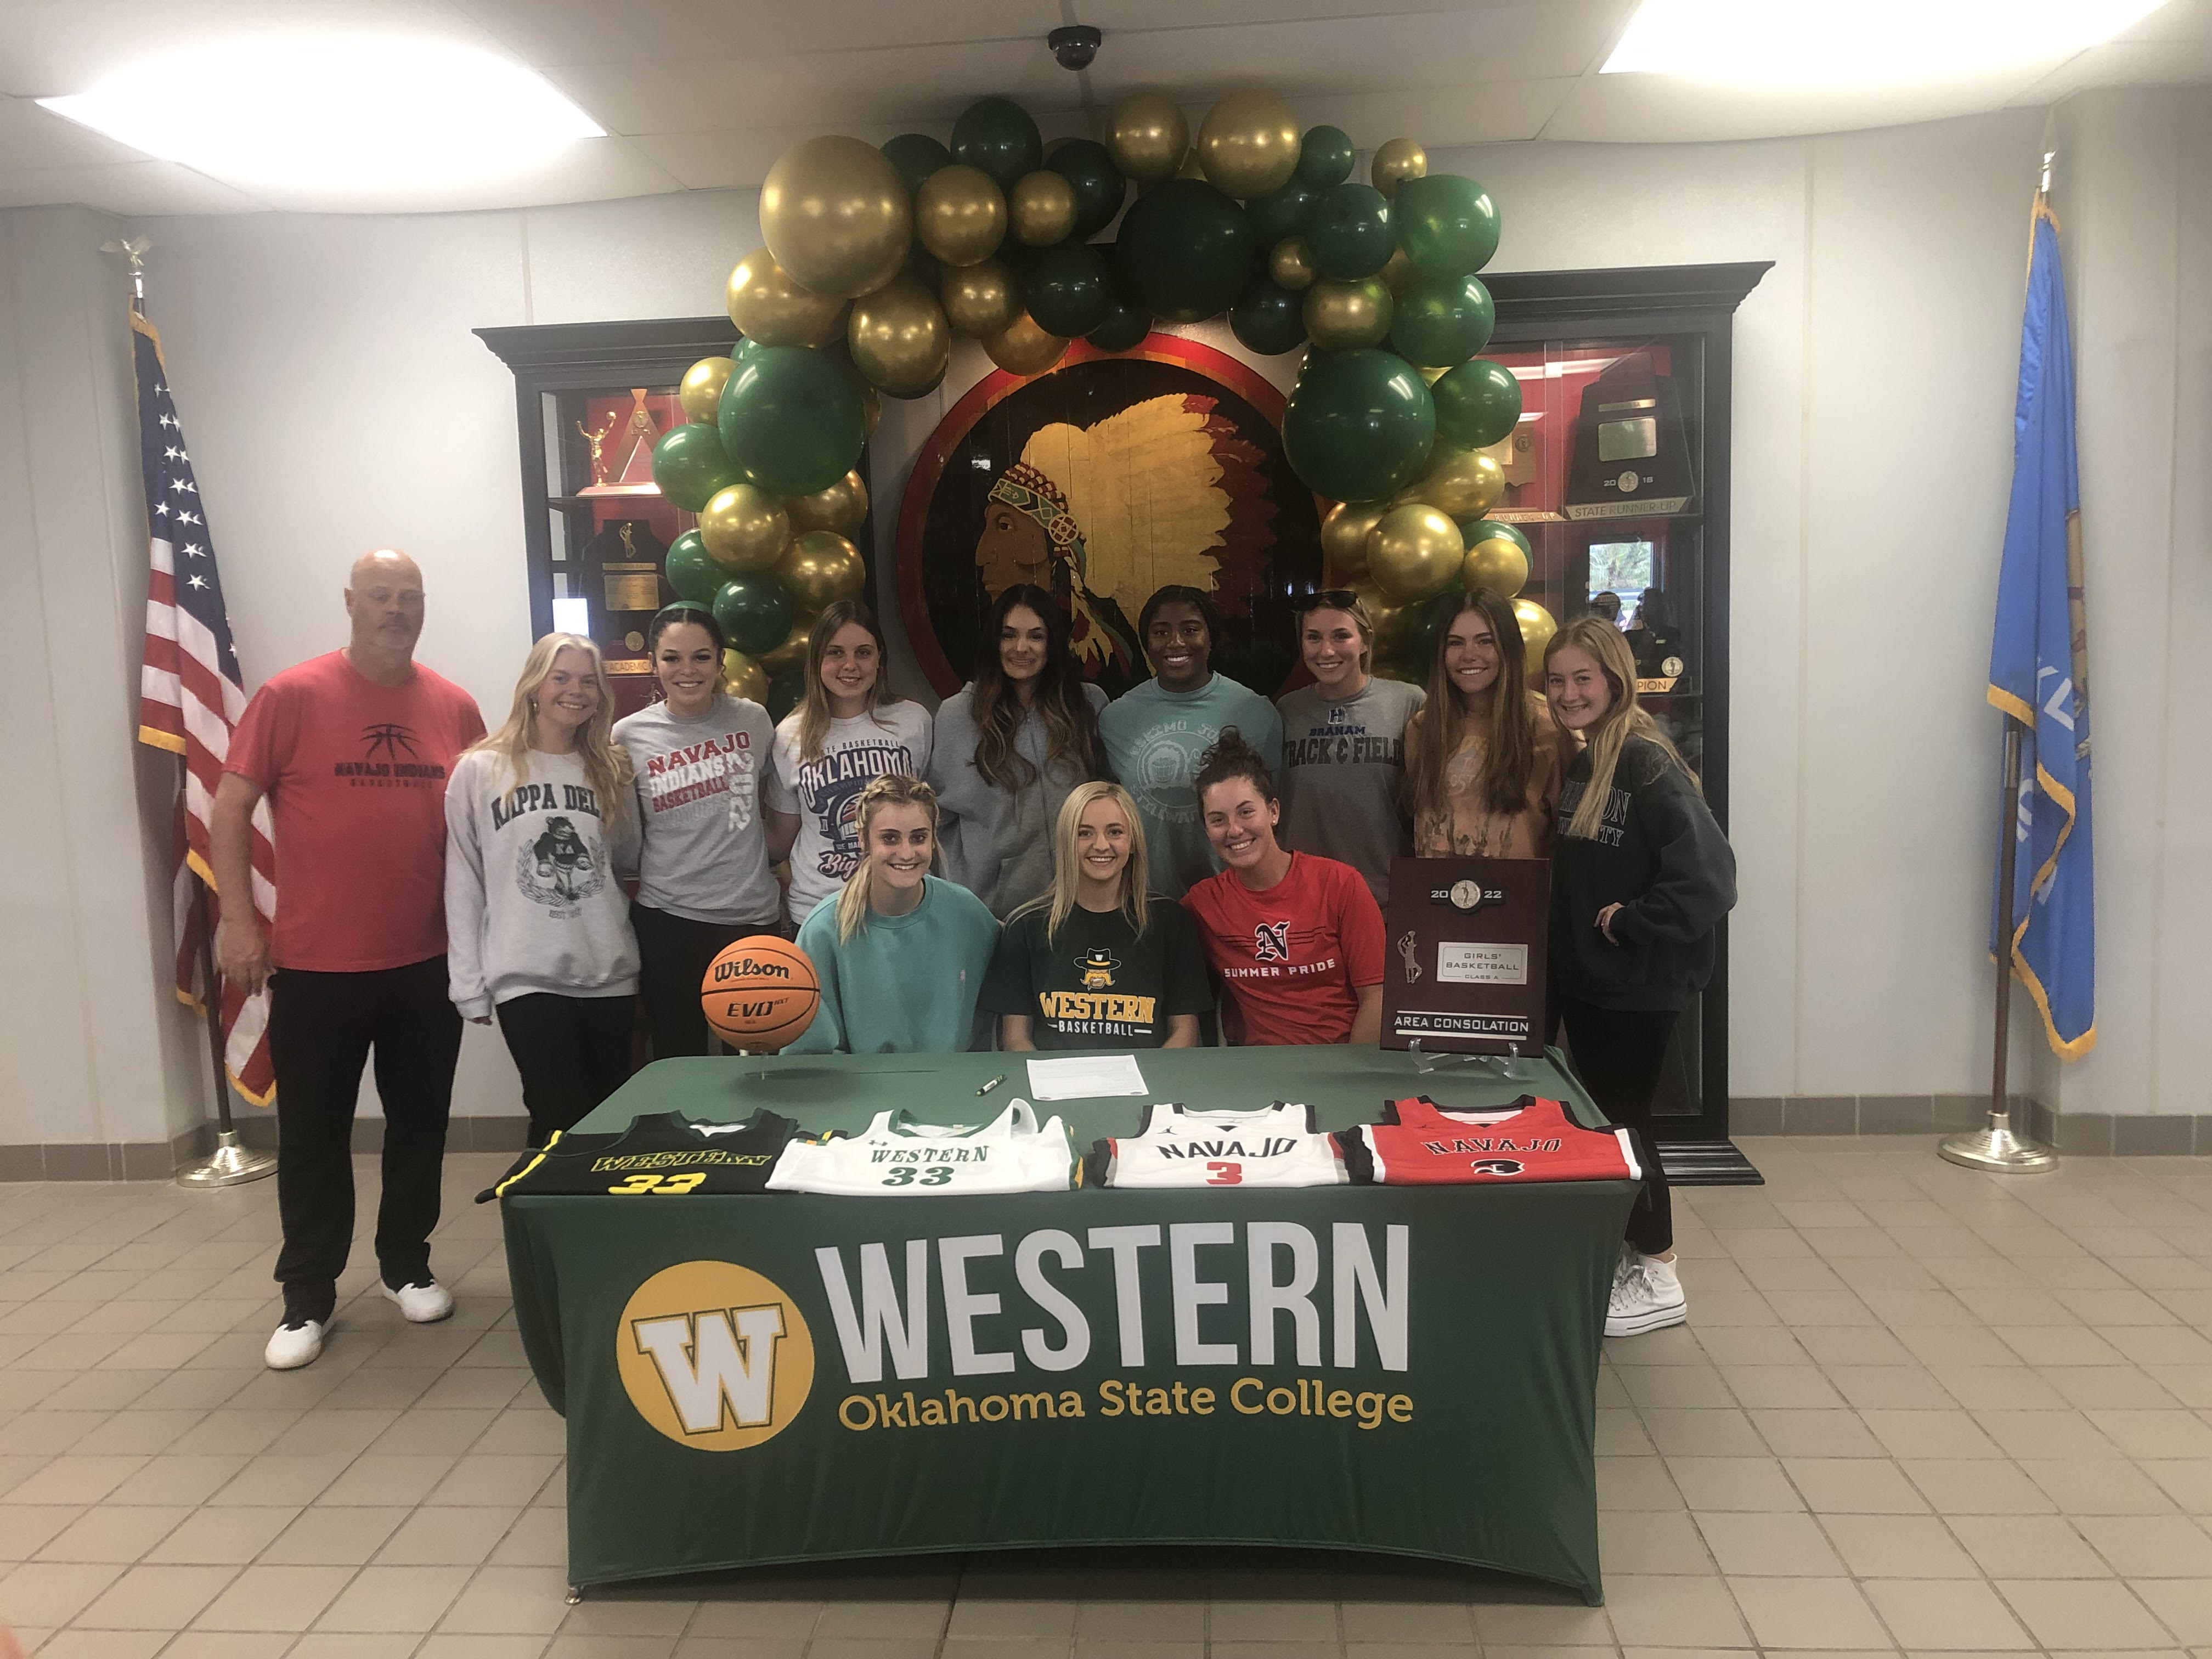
1606, 1252, 1686, 1337
264, 1316, 325, 1369
381, 1277, 454, 1324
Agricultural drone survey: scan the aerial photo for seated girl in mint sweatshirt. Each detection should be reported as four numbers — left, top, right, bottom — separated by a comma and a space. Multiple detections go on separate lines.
788, 775, 1001, 1054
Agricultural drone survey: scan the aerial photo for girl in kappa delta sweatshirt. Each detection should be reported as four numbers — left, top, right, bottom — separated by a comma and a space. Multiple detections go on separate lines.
444, 635, 642, 1145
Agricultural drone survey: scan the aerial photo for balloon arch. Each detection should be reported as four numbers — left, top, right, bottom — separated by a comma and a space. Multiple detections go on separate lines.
649, 88, 1556, 711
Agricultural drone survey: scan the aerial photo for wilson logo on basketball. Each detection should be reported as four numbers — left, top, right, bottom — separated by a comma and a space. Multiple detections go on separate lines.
713, 958, 792, 983
617, 1260, 815, 1452
700, 936, 821, 1049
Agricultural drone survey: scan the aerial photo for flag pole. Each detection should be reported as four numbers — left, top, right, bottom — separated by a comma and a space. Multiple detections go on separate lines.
176, 861, 277, 1188
1942, 718, 2054, 1172
108, 236, 276, 1189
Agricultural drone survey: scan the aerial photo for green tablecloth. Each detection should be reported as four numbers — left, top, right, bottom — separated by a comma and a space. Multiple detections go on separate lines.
501, 1046, 1634, 1601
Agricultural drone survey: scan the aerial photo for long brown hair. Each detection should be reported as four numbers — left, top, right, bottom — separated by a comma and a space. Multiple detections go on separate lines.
1544, 616, 1698, 842
472, 633, 632, 825
793, 599, 905, 764
972, 584, 1103, 790
833, 773, 943, 942
1405, 589, 1536, 825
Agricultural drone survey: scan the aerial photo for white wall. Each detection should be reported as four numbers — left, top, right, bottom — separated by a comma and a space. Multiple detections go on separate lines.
29, 99, 2186, 1141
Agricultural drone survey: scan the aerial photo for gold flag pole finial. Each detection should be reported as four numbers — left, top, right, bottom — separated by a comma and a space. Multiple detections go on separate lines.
101, 235, 152, 315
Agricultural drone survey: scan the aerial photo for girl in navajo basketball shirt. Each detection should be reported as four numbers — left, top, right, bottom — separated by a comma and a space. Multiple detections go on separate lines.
1182, 729, 1386, 1046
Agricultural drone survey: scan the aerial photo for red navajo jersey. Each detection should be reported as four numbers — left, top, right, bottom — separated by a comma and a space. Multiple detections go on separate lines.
1351, 1094, 1641, 1185
1092, 1102, 1348, 1189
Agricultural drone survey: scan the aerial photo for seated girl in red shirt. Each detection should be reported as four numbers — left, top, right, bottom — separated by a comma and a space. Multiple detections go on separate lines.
1181, 727, 1386, 1046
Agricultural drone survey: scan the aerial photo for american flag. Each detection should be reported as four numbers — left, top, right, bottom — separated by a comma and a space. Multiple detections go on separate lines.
133, 312, 276, 1104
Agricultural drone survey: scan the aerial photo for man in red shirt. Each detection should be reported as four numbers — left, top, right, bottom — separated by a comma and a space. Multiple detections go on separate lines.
212, 550, 486, 1370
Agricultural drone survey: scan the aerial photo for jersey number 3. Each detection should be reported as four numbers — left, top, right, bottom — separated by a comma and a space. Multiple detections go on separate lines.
1205, 1161, 1243, 1186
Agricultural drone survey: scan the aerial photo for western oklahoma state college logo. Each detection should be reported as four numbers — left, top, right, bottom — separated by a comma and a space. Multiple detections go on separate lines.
616, 1261, 814, 1451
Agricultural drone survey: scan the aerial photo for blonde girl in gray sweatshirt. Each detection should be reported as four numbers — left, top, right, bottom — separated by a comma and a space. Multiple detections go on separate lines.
444, 633, 640, 1146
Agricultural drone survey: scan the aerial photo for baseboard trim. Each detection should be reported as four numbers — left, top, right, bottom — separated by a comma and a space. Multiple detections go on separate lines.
0, 1115, 535, 1181
1729, 1096, 2210, 1155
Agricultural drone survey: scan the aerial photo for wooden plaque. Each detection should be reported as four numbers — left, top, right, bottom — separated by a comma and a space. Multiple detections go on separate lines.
1379, 856, 1551, 1056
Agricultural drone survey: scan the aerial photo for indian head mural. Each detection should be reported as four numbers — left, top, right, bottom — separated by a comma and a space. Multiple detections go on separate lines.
899, 340, 1324, 701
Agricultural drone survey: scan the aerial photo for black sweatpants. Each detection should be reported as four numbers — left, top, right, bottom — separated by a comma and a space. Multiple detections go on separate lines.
267, 956, 462, 1322
1554, 993, 1678, 1256
631, 901, 778, 1058
495, 991, 637, 1146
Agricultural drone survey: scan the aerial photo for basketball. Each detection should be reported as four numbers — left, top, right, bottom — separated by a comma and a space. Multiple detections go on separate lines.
701, 935, 821, 1050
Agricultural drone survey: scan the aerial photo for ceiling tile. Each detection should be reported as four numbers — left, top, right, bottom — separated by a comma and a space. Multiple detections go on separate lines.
450, 0, 1063, 65
1544, 60, 2067, 144
0, 159, 266, 215
0, 94, 158, 168
1289, 79, 1578, 148
213, 137, 682, 215
2013, 38, 2212, 101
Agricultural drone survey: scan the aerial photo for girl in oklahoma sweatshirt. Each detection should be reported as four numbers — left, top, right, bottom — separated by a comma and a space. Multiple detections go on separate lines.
445, 634, 641, 1146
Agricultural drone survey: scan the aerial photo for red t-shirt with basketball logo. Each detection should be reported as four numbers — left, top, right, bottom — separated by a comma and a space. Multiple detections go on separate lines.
228, 651, 484, 973
1182, 851, 1385, 1046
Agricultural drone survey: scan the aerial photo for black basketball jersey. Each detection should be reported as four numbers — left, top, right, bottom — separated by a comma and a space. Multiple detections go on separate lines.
482, 1109, 799, 1199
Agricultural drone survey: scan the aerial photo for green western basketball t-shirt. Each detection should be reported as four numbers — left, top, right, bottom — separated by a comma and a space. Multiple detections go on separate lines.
980, 900, 1214, 1049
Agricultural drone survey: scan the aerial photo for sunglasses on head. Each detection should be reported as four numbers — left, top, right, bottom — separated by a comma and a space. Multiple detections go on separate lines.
1293, 589, 1361, 613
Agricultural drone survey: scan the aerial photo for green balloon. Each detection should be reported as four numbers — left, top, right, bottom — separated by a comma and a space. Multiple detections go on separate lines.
765, 668, 808, 723
1390, 273, 1496, 369
1394, 173, 1502, 278
717, 345, 866, 498
650, 422, 742, 514
951, 96, 1042, 190
1464, 518, 1532, 557
1087, 296, 1152, 353
664, 530, 723, 605
731, 336, 765, 363
881, 132, 952, 195
1114, 179, 1254, 324
1245, 180, 1314, 247
1431, 357, 1523, 450
1305, 183, 1393, 281
1297, 126, 1355, 189
1046, 139, 1127, 241
712, 575, 795, 658
1282, 347, 1436, 503
1023, 241, 1112, 338
1230, 278, 1306, 356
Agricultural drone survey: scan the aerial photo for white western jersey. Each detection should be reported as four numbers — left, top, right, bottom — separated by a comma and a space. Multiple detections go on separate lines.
1096, 1102, 1348, 1189
765, 1099, 1077, 1195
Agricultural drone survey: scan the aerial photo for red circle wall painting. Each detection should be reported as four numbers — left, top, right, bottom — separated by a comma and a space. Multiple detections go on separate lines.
896, 336, 1324, 701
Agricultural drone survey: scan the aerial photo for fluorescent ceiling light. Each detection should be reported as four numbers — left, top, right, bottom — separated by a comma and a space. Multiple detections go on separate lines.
1602, 0, 2171, 83
40, 37, 602, 192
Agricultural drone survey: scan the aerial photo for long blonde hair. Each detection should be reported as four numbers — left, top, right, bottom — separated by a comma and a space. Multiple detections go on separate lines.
795, 600, 905, 764
1544, 616, 1696, 841
1009, 781, 1152, 945
834, 772, 943, 943
472, 633, 631, 825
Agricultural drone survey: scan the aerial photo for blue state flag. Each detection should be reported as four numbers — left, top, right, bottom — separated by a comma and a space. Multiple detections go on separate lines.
1988, 205, 2094, 1057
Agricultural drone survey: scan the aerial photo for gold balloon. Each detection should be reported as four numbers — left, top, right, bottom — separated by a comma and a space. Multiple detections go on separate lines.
784, 470, 869, 537
1197, 89, 1301, 199
720, 650, 768, 703
1173, 146, 1206, 180
1513, 598, 1558, 675
1420, 364, 1448, 386
1372, 136, 1429, 199
984, 312, 1070, 377
1109, 90, 1190, 183
1463, 535, 1530, 599
940, 258, 1022, 337
847, 274, 951, 398
778, 531, 867, 612
1395, 444, 1504, 521
915, 163, 1007, 267
698, 484, 790, 574
1368, 503, 1464, 602
679, 356, 733, 425
1379, 246, 1416, 297
1304, 276, 1393, 351
758, 135, 912, 301
1268, 235, 1315, 291
860, 383, 881, 440
725, 246, 848, 347
1009, 170, 1078, 246
1320, 500, 1389, 580
762, 614, 816, 675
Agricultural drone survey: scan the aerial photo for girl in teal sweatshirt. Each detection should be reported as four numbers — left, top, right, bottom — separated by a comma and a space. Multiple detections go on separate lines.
788, 775, 1001, 1054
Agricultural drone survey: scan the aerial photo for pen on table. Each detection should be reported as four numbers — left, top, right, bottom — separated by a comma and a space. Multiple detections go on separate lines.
977, 1074, 1007, 1096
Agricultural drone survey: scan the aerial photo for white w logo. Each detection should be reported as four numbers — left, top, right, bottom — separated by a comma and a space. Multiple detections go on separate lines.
631, 1304, 786, 1435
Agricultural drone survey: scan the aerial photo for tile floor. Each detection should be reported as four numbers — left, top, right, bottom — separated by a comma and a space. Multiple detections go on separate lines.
3, 1136, 2212, 1659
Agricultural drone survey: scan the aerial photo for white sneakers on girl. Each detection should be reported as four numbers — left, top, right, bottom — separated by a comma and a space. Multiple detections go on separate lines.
1606, 1251, 1686, 1336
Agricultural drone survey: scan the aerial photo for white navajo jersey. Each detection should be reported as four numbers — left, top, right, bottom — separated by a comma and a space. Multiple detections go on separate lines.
764, 1099, 1079, 1195
1092, 1101, 1348, 1189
